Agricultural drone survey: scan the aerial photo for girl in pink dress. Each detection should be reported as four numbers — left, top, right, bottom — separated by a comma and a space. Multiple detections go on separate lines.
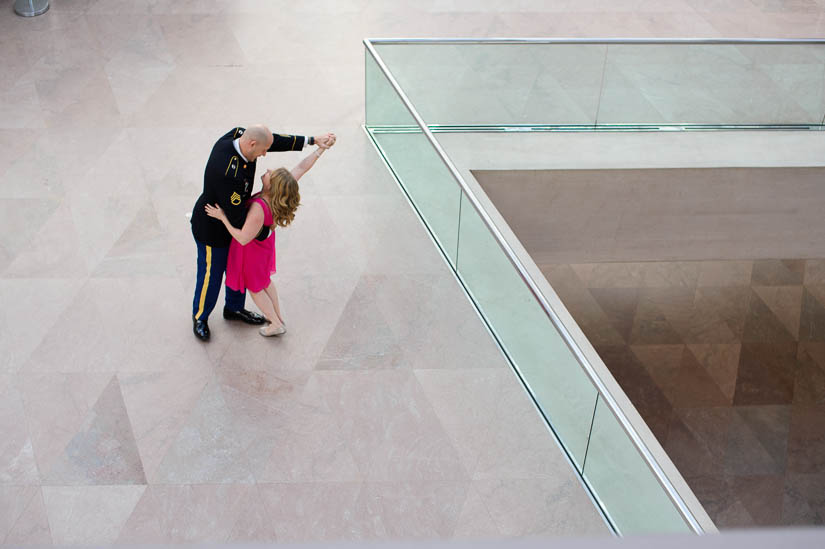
205, 142, 330, 336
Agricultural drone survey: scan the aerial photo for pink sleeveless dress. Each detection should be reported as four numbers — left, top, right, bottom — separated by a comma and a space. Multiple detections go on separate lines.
225, 195, 276, 293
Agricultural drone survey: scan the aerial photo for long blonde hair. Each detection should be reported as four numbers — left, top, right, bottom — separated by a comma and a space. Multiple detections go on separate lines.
263, 167, 300, 227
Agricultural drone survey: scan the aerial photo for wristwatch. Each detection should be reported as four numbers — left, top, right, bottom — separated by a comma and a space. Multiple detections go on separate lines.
308, 136, 315, 146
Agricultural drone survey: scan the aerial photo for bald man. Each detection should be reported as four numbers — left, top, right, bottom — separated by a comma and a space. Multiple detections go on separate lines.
190, 125, 335, 341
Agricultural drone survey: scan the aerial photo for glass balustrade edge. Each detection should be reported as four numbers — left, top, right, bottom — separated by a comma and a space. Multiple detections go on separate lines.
364, 39, 712, 535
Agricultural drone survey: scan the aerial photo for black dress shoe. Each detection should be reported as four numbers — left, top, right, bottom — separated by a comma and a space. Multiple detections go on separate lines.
193, 315, 210, 341
223, 307, 266, 325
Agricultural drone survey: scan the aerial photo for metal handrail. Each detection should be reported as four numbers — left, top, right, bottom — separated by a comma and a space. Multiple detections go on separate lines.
369, 37, 825, 44
361, 37, 767, 534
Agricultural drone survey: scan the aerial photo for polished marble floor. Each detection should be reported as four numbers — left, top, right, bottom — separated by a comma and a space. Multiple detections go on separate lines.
3, 0, 825, 545
541, 257, 825, 528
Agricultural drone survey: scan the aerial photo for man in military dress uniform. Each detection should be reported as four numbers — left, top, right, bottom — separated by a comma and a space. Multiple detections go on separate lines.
190, 124, 335, 341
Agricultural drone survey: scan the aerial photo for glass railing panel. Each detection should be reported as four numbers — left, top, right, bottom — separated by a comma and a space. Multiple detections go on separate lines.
372, 41, 825, 128
597, 44, 825, 125
583, 395, 691, 534
455, 191, 598, 470
374, 43, 608, 126
366, 48, 417, 128
372, 132, 462, 265
366, 50, 461, 265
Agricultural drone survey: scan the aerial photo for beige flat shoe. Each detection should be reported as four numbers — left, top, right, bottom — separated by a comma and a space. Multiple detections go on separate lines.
259, 322, 286, 337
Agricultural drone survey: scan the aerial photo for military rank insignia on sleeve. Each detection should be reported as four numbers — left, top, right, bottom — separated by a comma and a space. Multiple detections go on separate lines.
230, 192, 242, 206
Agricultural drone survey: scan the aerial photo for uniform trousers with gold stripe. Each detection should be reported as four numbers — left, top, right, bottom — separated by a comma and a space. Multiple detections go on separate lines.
192, 239, 245, 321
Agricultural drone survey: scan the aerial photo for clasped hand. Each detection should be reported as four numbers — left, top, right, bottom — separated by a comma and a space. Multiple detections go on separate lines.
314, 132, 337, 149
204, 203, 226, 221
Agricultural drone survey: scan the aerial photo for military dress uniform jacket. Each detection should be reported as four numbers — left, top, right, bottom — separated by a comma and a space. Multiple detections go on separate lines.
191, 127, 306, 248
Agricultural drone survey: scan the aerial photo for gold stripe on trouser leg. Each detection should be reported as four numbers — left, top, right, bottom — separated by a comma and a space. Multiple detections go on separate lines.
195, 245, 212, 320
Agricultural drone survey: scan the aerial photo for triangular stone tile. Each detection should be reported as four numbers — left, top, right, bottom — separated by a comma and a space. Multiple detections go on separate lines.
731, 475, 784, 526
753, 286, 804, 340
226, 486, 280, 543
42, 486, 145, 546
2, 202, 88, 279
588, 287, 639, 343
687, 343, 741, 403
696, 286, 751, 340
1, 278, 84, 373
800, 286, 825, 342
631, 344, 685, 384
783, 473, 825, 525
452, 483, 501, 539
569, 263, 595, 286
752, 259, 805, 286
725, 406, 791, 476
743, 288, 797, 343
794, 342, 825, 405
0, 486, 38, 543
666, 408, 732, 477
44, 376, 147, 485
316, 276, 406, 370
684, 290, 739, 344
738, 406, 791, 470
804, 260, 825, 285
119, 369, 210, 483
102, 18, 175, 117
0, 376, 39, 483
0, 199, 59, 264
629, 298, 683, 345
18, 372, 113, 476
93, 203, 177, 278
670, 348, 731, 408
154, 382, 254, 484
3, 487, 51, 545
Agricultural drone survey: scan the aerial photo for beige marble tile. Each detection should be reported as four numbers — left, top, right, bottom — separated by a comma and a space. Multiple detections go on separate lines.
119, 369, 209, 482
42, 485, 145, 546
0, 279, 84, 372
362, 481, 470, 539
0, 486, 39, 543
316, 275, 409, 371
256, 482, 369, 542
2, 486, 52, 546
118, 484, 251, 543
414, 369, 508, 478
17, 372, 114, 476
220, 377, 361, 483
375, 273, 507, 370
153, 381, 254, 484
452, 483, 502, 539
226, 485, 280, 542
43, 376, 147, 485
2, 202, 89, 279
313, 370, 470, 481
475, 477, 607, 536
159, 14, 246, 67
24, 278, 211, 373
0, 375, 40, 484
